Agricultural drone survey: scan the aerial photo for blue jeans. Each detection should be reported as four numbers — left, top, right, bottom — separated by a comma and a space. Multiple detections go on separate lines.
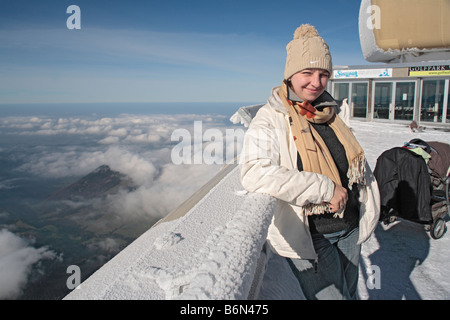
287, 226, 361, 300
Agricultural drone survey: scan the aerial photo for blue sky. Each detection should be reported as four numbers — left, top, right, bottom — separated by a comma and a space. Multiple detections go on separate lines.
0, 0, 370, 104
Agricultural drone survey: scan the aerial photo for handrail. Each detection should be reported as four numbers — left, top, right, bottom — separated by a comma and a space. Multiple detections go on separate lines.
180, 190, 276, 299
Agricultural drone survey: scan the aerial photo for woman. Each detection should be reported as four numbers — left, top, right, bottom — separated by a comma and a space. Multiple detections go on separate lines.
240, 24, 380, 299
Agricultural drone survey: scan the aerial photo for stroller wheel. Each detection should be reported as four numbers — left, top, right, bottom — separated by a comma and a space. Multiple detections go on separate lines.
430, 218, 447, 239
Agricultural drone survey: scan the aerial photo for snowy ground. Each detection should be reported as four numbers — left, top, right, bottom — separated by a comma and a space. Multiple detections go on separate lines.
65, 119, 450, 300
354, 120, 450, 300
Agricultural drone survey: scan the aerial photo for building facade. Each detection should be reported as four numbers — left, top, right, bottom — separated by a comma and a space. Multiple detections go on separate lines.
329, 61, 450, 127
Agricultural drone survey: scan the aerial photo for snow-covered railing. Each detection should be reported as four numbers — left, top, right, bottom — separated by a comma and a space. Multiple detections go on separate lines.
64, 164, 277, 300
177, 191, 276, 299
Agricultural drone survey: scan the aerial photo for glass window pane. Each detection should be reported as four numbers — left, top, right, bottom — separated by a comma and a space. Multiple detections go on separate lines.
394, 82, 415, 120
421, 80, 445, 123
334, 83, 349, 101
374, 83, 392, 119
351, 83, 368, 118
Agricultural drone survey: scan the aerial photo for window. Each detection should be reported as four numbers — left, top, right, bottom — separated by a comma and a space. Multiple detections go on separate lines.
394, 82, 415, 120
421, 80, 445, 122
334, 83, 350, 101
374, 82, 392, 119
333, 82, 368, 118
351, 83, 368, 118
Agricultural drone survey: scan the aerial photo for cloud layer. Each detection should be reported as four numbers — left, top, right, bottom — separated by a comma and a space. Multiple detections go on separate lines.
0, 110, 243, 298
0, 229, 59, 299
1, 111, 242, 220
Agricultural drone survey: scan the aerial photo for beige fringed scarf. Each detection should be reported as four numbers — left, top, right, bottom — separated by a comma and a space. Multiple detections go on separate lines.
278, 81, 366, 218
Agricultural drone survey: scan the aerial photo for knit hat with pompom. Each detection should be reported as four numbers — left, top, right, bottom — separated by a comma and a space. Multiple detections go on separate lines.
284, 24, 332, 80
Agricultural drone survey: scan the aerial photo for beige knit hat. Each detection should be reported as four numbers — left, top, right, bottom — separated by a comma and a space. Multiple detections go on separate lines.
284, 24, 332, 80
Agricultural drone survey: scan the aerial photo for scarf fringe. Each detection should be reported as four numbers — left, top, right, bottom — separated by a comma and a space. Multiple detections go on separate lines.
347, 153, 366, 190
304, 154, 366, 219
304, 202, 345, 219
304, 202, 331, 216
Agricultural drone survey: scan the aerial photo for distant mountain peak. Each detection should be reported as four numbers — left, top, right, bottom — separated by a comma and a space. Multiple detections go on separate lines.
93, 164, 112, 173
46, 165, 135, 201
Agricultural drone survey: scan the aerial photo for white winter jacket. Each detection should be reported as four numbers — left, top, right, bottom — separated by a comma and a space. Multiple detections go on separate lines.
240, 87, 380, 260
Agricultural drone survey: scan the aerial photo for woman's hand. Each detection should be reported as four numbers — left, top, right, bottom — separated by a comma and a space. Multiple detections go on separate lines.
329, 183, 348, 213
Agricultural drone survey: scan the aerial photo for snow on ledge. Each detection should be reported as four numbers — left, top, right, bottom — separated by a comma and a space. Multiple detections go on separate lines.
64, 165, 277, 300
180, 191, 275, 299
